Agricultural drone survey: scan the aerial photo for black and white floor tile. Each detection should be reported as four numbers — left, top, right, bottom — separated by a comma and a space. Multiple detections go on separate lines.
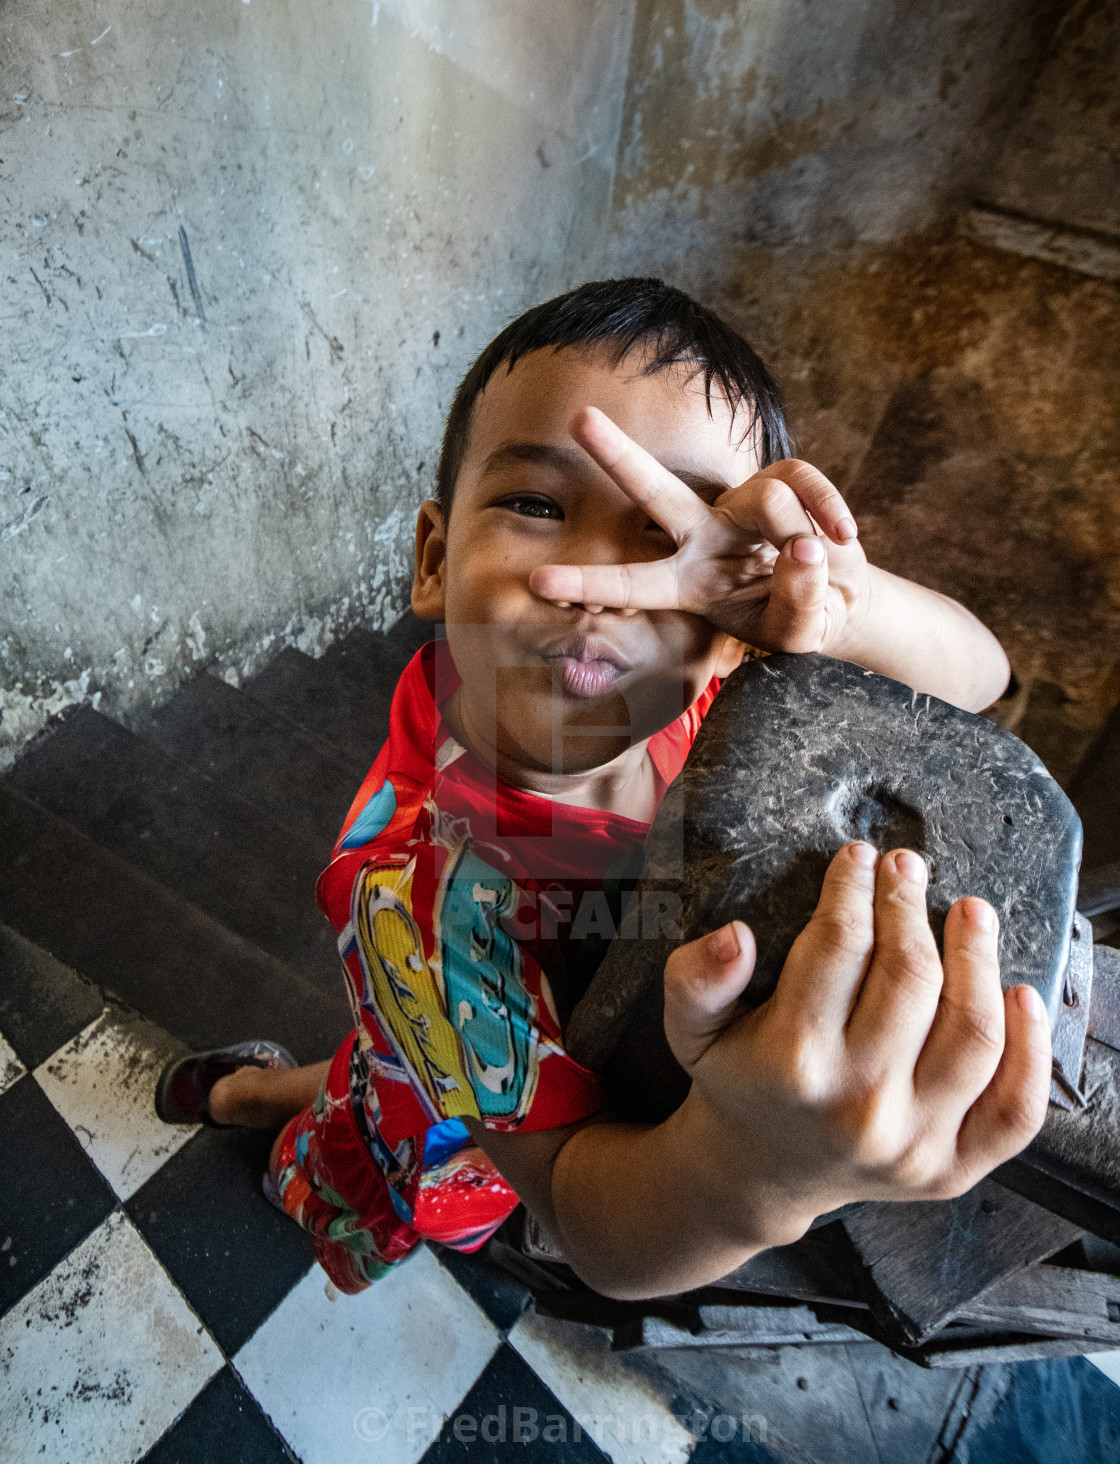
0, 954, 709, 1464
4, 946, 1120, 1463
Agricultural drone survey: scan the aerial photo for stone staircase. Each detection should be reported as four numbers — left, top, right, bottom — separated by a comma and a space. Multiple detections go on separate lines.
0, 612, 431, 1066
4, 619, 1120, 1461
2, 615, 1117, 1067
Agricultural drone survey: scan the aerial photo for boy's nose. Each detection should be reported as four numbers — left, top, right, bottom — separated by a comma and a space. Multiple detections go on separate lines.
540, 517, 645, 616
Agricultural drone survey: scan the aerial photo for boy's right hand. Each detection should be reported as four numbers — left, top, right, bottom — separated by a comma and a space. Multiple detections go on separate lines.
528, 406, 864, 657
663, 842, 1053, 1246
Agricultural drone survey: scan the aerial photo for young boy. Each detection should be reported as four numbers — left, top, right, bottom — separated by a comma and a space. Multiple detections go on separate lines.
157, 279, 1050, 1301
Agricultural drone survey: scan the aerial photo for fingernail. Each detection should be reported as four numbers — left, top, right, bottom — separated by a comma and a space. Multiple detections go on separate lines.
1017, 984, 1045, 1019
966, 898, 997, 933
791, 535, 824, 564
836, 516, 858, 542
708, 923, 740, 962
849, 841, 877, 868
896, 850, 927, 883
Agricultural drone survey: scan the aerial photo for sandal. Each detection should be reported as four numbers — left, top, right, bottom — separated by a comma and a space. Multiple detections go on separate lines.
155, 1040, 297, 1126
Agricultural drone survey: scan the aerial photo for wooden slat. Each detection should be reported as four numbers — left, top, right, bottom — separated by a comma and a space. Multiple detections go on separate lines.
618, 1307, 871, 1351
918, 1332, 1120, 1368
711, 1220, 871, 1308
842, 1179, 1083, 1346
955, 1263, 1120, 1344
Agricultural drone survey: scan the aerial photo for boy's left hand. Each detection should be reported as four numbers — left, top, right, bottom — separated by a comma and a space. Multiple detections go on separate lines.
528, 407, 868, 654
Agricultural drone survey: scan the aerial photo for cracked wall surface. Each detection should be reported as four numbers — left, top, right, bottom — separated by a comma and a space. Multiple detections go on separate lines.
0, 0, 636, 760
606, 0, 1119, 784
2, 0, 1116, 782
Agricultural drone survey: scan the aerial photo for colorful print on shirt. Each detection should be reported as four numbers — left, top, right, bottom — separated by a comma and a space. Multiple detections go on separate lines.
273, 638, 718, 1289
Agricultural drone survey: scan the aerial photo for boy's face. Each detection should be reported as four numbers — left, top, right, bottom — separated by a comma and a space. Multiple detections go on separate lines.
412, 346, 757, 778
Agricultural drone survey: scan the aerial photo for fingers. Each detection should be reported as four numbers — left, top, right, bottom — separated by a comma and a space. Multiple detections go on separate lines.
770, 843, 878, 1031
913, 898, 1005, 1113
530, 413, 857, 623
846, 850, 943, 1066
528, 556, 682, 612
571, 408, 712, 542
715, 474, 817, 547
529, 407, 712, 610
953, 983, 1052, 1182
663, 920, 756, 1071
570, 417, 859, 555
755, 460, 858, 546
758, 536, 830, 651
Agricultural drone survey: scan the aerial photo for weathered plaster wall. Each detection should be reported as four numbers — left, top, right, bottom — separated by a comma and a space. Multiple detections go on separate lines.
608, 0, 1067, 266
606, 0, 1119, 783
4, 0, 1116, 784
764, 237, 1120, 784
0, 0, 635, 760
979, 0, 1120, 238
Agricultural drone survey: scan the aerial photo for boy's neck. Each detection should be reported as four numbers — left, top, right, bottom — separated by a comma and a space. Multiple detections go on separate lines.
442, 685, 660, 823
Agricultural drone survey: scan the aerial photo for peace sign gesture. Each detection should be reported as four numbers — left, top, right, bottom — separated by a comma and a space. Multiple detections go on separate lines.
527, 407, 871, 654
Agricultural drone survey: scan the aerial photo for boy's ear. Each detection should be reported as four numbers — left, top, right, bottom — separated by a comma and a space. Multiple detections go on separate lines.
411, 500, 448, 621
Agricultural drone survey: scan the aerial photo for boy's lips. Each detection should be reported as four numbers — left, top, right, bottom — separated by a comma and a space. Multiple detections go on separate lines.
539, 633, 630, 699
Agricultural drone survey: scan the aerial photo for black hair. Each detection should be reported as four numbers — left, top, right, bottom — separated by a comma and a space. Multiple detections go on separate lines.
433, 276, 793, 515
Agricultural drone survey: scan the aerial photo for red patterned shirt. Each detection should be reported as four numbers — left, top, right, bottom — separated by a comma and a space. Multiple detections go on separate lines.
274, 639, 716, 1290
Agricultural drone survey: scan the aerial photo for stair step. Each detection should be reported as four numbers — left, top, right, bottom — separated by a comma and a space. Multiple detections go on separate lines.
243, 613, 433, 767
0, 784, 351, 1064
320, 612, 433, 681
144, 672, 366, 852
241, 648, 387, 769
6, 707, 338, 987
0, 922, 105, 1071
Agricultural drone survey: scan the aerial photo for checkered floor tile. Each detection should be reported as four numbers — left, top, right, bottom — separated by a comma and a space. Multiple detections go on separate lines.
33, 1003, 198, 1201
4, 940, 1120, 1463
234, 1247, 501, 1464
0, 1029, 25, 1095
0, 961, 679, 1463
2, 1211, 224, 1462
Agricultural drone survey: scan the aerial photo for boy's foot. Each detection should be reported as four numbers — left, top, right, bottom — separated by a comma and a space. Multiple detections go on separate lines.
155, 1040, 297, 1126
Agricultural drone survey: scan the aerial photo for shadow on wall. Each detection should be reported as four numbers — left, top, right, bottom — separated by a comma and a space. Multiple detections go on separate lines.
607, 0, 1120, 786
2, 0, 1116, 781
768, 231, 1119, 787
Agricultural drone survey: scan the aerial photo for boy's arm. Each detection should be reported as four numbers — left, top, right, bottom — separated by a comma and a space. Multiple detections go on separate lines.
465, 844, 1051, 1300
819, 562, 1010, 713
528, 408, 1010, 713
468, 1098, 800, 1300
467, 1108, 776, 1300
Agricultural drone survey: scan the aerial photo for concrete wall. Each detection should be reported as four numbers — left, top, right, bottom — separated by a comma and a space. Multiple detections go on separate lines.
606, 0, 1120, 783
608, 0, 1066, 266
3, 0, 1117, 780
979, 0, 1120, 238
0, 0, 635, 760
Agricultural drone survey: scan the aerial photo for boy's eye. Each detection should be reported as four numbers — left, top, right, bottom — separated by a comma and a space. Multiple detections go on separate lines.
500, 494, 564, 520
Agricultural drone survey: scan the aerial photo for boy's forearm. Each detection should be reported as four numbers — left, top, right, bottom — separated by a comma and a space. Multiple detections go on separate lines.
548, 1095, 808, 1299
831, 565, 1010, 712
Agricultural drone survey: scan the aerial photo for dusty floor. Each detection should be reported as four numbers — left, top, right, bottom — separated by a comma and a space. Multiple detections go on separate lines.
3, 934, 1120, 1463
